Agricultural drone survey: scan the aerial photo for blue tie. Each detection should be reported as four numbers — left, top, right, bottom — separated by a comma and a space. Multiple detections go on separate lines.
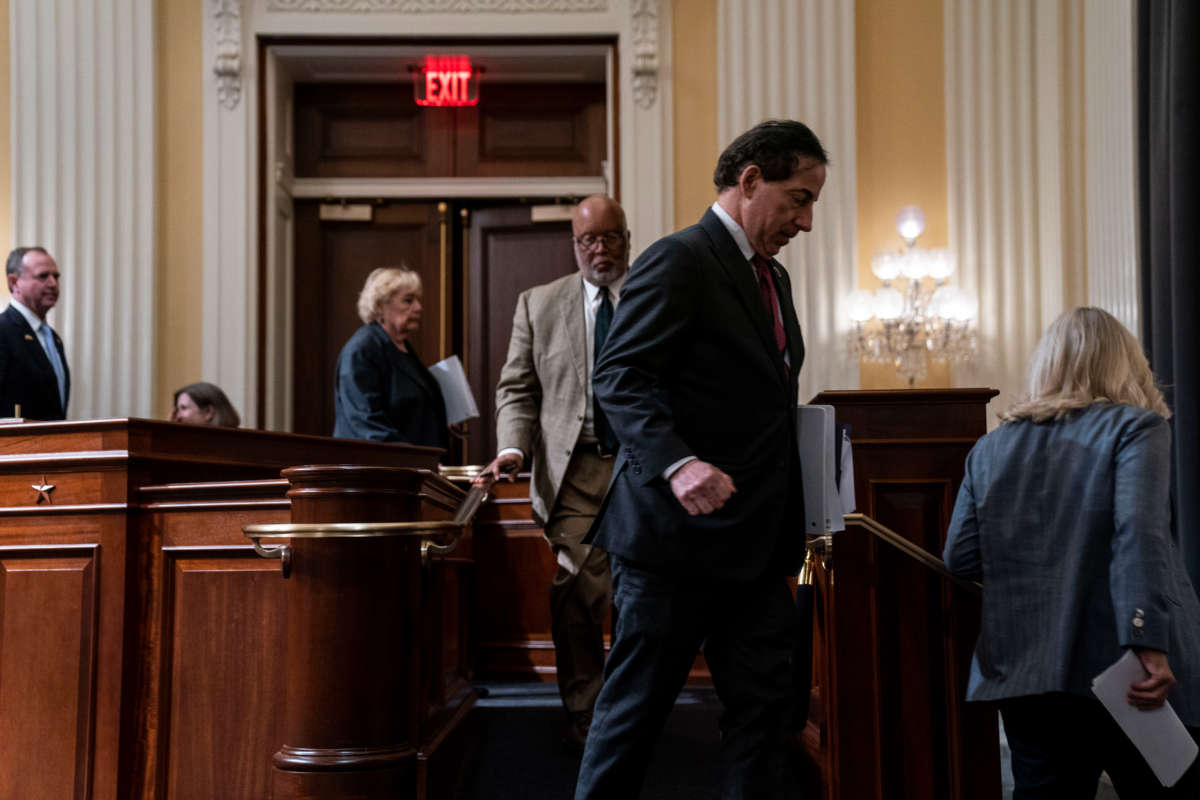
593, 288, 619, 454
39, 323, 67, 411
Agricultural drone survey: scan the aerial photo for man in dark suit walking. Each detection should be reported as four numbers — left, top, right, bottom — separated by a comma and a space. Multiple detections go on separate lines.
575, 120, 827, 798
1, 247, 69, 420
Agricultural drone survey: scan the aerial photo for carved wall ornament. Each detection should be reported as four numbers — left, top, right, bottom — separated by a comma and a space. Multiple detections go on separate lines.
630, 0, 658, 109
213, 0, 243, 110
266, 0, 608, 12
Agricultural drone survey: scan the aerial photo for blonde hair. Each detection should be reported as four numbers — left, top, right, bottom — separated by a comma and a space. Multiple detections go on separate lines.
356, 266, 422, 324
1002, 307, 1171, 423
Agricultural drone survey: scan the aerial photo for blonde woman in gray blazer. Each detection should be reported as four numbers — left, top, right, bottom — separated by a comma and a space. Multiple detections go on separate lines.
944, 307, 1200, 797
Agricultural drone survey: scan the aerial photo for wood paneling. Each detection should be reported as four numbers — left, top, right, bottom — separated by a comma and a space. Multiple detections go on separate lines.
801, 388, 1001, 800
465, 206, 575, 465
295, 84, 453, 178
0, 545, 99, 800
293, 82, 605, 180
160, 549, 287, 800
0, 420, 445, 800
456, 84, 606, 178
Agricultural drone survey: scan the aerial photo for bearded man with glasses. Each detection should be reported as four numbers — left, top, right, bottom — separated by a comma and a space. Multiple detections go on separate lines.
476, 195, 630, 752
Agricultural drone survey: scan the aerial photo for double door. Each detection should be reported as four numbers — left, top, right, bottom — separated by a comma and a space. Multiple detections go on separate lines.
292, 199, 578, 465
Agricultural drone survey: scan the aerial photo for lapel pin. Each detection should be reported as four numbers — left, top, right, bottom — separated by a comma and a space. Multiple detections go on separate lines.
24, 334, 34, 341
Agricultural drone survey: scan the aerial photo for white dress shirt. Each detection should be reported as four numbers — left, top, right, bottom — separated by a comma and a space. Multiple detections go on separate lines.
8, 298, 58, 364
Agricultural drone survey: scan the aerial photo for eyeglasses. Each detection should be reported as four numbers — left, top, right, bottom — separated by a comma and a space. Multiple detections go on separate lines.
573, 231, 627, 250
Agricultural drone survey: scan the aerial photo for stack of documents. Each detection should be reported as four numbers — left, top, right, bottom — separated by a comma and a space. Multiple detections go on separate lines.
429, 355, 480, 425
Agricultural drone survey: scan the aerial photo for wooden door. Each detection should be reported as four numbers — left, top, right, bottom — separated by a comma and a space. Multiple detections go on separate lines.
292, 201, 444, 437
464, 205, 576, 465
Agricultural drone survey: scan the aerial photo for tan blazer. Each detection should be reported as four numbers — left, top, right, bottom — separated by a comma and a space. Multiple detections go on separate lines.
494, 272, 591, 526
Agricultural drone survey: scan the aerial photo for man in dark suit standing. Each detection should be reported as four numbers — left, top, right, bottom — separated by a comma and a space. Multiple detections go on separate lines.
576, 120, 827, 798
1, 247, 69, 420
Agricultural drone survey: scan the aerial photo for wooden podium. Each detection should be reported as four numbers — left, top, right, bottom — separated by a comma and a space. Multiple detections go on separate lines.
799, 389, 1001, 800
0, 419, 471, 800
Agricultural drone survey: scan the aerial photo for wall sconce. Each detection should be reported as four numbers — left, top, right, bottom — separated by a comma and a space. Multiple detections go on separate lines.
847, 205, 977, 385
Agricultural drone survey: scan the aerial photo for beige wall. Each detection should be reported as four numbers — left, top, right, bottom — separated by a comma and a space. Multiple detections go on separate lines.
672, 0, 718, 230
855, 0, 949, 389
155, 0, 205, 416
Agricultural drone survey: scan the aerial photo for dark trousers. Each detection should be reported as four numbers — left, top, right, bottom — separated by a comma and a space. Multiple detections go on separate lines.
574, 556, 800, 800
999, 693, 1200, 799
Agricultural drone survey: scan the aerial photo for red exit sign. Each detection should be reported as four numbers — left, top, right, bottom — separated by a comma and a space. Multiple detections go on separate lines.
414, 55, 480, 107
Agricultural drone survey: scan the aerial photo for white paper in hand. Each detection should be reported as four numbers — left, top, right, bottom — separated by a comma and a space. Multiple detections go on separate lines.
1091, 650, 1199, 787
428, 355, 480, 425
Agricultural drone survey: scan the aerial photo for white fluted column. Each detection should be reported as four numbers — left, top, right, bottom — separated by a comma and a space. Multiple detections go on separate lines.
946, 0, 1139, 416
10, 0, 156, 419
1084, 0, 1139, 332
945, 0, 1089, 414
717, 0, 859, 401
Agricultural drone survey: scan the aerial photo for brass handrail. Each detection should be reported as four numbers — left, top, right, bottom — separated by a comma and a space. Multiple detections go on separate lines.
843, 513, 982, 596
244, 485, 489, 575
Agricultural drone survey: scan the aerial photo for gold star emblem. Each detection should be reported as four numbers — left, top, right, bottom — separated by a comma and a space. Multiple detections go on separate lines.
32, 475, 55, 504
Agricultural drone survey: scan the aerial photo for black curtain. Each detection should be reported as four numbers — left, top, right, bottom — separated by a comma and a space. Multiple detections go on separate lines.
1138, 1, 1200, 587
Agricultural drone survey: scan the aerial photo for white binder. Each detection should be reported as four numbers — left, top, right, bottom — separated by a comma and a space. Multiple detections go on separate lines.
796, 404, 846, 535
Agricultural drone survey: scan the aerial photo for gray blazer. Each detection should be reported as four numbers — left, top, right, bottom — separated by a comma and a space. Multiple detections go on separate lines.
943, 403, 1200, 725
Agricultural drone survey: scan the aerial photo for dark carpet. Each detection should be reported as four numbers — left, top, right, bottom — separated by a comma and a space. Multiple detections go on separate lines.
460, 682, 723, 799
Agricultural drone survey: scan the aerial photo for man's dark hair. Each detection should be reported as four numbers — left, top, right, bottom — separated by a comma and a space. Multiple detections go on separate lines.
713, 120, 829, 191
6, 246, 48, 278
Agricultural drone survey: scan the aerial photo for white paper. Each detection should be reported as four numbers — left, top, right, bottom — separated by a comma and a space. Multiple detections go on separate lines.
428, 355, 480, 425
1091, 650, 1199, 787
838, 426, 856, 515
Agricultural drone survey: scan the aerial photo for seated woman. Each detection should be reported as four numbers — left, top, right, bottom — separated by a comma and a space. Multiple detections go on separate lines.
943, 307, 1200, 797
332, 266, 449, 452
170, 381, 240, 427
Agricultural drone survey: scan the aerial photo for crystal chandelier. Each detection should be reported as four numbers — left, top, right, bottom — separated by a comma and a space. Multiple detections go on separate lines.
847, 206, 977, 385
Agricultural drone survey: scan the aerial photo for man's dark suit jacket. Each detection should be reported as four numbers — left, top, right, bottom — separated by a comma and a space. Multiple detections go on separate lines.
591, 209, 805, 581
0, 304, 70, 420
332, 321, 449, 451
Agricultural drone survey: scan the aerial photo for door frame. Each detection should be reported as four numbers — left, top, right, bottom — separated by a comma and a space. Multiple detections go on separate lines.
202, 1, 674, 431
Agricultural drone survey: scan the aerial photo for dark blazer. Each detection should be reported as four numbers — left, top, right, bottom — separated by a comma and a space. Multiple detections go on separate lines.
590, 209, 806, 581
332, 321, 449, 452
0, 304, 69, 420
943, 403, 1200, 725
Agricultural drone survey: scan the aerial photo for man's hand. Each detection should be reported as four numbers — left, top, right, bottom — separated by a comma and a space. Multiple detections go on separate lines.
474, 452, 523, 487
669, 460, 736, 516
1129, 648, 1176, 710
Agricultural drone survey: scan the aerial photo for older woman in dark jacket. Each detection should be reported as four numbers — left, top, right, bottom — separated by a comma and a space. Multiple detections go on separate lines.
944, 307, 1200, 797
333, 266, 449, 451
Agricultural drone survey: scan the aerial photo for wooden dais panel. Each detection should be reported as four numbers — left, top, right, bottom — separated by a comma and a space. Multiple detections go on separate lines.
0, 545, 99, 800
158, 547, 288, 800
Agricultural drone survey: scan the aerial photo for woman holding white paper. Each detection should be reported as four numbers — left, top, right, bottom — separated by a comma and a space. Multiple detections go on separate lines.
943, 307, 1200, 797
333, 266, 454, 453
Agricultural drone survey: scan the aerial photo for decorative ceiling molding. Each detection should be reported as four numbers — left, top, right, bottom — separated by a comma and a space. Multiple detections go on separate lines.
630, 0, 658, 109
213, 0, 243, 110
266, 0, 608, 12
